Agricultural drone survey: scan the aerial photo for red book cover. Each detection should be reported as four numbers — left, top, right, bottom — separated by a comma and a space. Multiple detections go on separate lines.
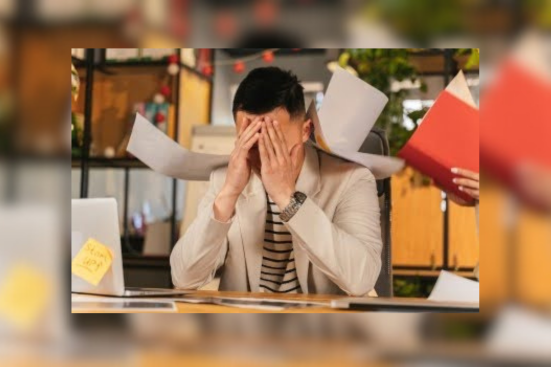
398, 90, 479, 203
481, 59, 551, 197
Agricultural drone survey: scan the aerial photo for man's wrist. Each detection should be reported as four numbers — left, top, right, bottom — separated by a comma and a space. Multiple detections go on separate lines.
214, 186, 240, 222
279, 191, 307, 222
273, 188, 294, 209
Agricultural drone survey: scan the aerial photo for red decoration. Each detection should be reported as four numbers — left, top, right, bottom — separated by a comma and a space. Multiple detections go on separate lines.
155, 112, 166, 123
160, 85, 171, 98
233, 60, 245, 74
215, 11, 237, 38
167, 54, 179, 64
202, 65, 213, 77
262, 50, 274, 63
254, 0, 278, 26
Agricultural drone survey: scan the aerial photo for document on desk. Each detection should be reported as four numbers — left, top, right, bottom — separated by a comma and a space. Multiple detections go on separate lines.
127, 113, 230, 181
428, 270, 479, 304
72, 300, 177, 312
71, 294, 177, 312
210, 296, 328, 311
487, 306, 551, 357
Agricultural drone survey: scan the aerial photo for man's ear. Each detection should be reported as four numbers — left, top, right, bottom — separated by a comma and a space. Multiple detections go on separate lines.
301, 119, 312, 143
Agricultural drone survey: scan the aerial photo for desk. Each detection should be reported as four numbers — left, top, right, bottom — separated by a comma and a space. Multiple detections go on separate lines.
72, 290, 478, 313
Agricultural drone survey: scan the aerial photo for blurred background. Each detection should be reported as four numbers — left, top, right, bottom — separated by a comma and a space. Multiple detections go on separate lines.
0, 0, 550, 366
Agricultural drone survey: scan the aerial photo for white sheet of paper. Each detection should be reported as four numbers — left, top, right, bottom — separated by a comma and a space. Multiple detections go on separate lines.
316, 67, 389, 152
446, 70, 478, 109
127, 113, 230, 181
308, 101, 404, 179
487, 306, 551, 357
331, 148, 406, 180
428, 270, 479, 304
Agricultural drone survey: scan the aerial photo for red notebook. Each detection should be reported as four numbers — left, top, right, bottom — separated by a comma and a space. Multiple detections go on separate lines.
398, 90, 479, 203
481, 59, 551, 198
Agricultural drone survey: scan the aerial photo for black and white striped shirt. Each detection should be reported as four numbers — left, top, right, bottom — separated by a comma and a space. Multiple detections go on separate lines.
259, 194, 301, 294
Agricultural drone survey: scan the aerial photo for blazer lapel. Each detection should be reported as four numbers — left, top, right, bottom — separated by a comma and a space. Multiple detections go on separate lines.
292, 143, 322, 294
236, 172, 266, 292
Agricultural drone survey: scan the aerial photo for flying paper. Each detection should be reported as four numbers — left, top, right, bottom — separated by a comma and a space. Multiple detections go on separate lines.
398, 71, 479, 203
127, 113, 230, 181
129, 67, 402, 181
308, 67, 405, 179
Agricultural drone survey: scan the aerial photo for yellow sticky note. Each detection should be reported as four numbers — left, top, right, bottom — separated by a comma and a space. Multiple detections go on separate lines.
71, 238, 113, 286
0, 263, 50, 330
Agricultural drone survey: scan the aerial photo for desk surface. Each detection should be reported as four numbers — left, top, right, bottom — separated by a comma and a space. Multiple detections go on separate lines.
72, 290, 477, 313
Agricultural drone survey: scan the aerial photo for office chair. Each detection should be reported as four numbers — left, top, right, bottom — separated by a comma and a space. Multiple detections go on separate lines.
358, 128, 393, 297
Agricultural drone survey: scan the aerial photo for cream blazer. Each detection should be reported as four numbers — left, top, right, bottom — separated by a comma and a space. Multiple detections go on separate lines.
170, 143, 382, 296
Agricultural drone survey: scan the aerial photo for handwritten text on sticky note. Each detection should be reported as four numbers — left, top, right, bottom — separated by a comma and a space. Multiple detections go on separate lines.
71, 238, 113, 286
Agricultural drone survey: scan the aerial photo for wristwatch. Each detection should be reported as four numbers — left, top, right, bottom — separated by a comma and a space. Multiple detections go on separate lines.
279, 191, 307, 222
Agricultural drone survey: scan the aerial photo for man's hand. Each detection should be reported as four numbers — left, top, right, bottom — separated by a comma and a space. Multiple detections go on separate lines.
214, 117, 261, 222
258, 117, 301, 209
450, 167, 479, 205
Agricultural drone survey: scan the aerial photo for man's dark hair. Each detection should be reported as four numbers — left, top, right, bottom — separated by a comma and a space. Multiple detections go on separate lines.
232, 67, 305, 120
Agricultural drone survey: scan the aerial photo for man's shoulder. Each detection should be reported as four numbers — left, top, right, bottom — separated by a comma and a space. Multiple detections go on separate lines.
316, 148, 376, 184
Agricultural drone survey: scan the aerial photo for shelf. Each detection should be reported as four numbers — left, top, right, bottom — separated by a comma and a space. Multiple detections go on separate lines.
393, 268, 476, 279
71, 157, 148, 169
72, 56, 86, 69
94, 60, 212, 82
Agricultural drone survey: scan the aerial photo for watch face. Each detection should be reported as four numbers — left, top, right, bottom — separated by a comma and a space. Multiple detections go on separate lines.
295, 191, 307, 203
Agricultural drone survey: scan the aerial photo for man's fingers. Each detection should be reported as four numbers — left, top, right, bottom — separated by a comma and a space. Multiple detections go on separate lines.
265, 117, 286, 163
236, 128, 261, 159
241, 132, 261, 151
238, 116, 251, 138
452, 167, 479, 181
273, 120, 289, 152
238, 118, 262, 148
453, 178, 479, 189
262, 122, 277, 162
258, 129, 269, 166
459, 186, 479, 199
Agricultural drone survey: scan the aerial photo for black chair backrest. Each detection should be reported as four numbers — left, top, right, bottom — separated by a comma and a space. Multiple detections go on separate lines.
357, 128, 393, 297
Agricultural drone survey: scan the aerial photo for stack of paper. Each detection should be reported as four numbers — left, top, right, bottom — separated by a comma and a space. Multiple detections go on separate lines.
398, 71, 479, 203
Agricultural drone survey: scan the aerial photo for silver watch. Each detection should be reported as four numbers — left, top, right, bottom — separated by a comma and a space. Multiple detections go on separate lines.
279, 191, 307, 222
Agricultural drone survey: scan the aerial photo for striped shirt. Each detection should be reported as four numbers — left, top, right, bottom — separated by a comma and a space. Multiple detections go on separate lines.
259, 194, 301, 294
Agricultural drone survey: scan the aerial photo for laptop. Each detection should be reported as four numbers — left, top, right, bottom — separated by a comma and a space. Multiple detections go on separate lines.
71, 198, 189, 297
330, 297, 479, 313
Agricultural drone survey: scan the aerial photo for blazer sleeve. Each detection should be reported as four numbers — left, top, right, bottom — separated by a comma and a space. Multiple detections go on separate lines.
284, 167, 382, 296
170, 170, 232, 289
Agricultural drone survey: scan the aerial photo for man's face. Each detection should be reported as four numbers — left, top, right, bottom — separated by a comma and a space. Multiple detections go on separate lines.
235, 108, 309, 173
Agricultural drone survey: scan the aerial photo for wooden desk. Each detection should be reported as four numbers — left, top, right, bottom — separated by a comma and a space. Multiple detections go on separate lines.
72, 290, 477, 313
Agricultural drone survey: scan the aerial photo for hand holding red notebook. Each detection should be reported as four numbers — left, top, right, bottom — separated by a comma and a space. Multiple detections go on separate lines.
398, 72, 479, 204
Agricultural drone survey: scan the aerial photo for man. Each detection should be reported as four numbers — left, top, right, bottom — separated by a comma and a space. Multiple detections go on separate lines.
170, 67, 382, 296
